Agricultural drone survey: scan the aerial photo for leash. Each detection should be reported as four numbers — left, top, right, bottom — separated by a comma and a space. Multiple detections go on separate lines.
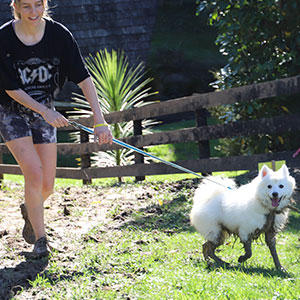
68, 120, 232, 189
293, 148, 300, 158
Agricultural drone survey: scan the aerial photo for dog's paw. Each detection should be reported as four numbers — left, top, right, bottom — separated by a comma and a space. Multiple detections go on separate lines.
276, 265, 288, 273
238, 255, 248, 263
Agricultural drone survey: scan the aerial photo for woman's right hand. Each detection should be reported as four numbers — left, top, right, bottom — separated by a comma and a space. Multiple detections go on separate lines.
41, 108, 69, 128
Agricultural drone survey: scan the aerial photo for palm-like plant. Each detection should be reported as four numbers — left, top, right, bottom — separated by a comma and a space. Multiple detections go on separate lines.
70, 49, 158, 172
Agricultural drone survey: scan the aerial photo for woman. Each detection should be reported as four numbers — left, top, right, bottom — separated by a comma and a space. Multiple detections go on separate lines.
0, 0, 112, 257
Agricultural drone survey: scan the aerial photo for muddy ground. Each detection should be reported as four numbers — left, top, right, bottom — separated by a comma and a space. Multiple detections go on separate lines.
0, 170, 299, 299
0, 178, 201, 299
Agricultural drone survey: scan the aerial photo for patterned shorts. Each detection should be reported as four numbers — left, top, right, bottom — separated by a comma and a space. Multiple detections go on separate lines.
0, 104, 57, 144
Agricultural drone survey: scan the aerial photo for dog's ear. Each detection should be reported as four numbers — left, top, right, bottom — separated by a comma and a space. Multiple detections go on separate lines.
278, 164, 296, 189
260, 164, 272, 178
278, 164, 289, 177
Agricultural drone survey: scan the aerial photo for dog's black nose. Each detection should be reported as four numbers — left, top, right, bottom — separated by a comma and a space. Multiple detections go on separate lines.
272, 192, 279, 198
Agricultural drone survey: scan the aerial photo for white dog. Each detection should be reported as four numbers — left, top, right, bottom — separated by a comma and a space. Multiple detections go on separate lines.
190, 164, 296, 271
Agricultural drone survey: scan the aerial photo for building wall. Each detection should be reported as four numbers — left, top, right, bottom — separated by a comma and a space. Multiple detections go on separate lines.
0, 0, 157, 64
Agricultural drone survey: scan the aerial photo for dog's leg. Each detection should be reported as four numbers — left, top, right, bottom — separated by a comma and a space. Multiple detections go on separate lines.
202, 239, 229, 267
265, 230, 286, 272
238, 238, 252, 263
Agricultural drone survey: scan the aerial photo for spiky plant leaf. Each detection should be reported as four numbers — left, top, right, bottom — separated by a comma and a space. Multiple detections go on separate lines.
69, 49, 158, 169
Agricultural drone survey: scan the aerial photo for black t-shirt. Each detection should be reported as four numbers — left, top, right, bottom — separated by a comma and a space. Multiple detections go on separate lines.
0, 18, 89, 110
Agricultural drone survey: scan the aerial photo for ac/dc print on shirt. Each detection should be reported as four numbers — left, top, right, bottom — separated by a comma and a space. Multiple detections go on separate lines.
14, 56, 60, 114
17, 57, 60, 87
0, 19, 90, 113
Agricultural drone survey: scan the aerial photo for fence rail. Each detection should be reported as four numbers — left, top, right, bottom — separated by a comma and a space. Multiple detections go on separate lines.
0, 75, 300, 181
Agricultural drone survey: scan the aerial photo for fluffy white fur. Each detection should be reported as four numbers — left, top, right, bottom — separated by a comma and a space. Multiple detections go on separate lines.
190, 165, 296, 244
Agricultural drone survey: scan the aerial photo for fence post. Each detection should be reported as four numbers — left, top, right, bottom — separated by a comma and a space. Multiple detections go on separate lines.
133, 120, 145, 181
0, 152, 3, 187
195, 108, 211, 175
80, 131, 92, 185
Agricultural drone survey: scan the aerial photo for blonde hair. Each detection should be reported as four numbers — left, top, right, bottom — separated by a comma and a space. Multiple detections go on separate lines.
11, 0, 51, 20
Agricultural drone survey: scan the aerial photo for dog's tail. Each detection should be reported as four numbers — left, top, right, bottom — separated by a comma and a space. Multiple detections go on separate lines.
193, 176, 236, 205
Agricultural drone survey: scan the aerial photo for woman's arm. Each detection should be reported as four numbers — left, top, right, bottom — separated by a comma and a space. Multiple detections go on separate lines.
78, 77, 113, 144
78, 77, 106, 125
5, 89, 69, 128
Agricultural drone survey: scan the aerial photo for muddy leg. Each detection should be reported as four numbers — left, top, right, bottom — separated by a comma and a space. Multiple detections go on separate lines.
238, 239, 252, 263
265, 230, 285, 271
202, 241, 229, 267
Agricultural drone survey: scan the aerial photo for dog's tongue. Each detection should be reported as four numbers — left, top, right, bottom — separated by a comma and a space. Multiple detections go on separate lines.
272, 198, 279, 207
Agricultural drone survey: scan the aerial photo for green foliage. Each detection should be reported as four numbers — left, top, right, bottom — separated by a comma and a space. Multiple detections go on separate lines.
198, 0, 300, 87
197, 0, 300, 155
71, 49, 157, 167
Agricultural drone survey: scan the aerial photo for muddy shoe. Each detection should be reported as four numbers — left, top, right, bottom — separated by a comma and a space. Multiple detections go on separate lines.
32, 236, 49, 258
20, 203, 36, 244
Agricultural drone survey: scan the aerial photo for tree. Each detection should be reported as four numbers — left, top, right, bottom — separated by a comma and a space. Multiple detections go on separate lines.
197, 0, 300, 155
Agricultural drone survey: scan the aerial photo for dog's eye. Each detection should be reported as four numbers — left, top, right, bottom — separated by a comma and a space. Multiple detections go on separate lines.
279, 184, 284, 189
267, 185, 272, 189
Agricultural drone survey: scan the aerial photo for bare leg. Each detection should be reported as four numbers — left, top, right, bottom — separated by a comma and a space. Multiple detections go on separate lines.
6, 137, 45, 240
265, 230, 285, 271
238, 239, 252, 263
34, 143, 57, 201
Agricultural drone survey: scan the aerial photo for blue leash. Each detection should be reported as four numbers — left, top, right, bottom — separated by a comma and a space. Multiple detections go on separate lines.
68, 120, 232, 189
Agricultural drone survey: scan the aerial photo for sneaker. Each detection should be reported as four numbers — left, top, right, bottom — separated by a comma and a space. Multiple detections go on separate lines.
32, 236, 49, 258
20, 203, 36, 244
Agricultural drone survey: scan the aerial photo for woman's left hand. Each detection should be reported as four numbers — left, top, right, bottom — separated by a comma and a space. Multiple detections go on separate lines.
94, 125, 113, 145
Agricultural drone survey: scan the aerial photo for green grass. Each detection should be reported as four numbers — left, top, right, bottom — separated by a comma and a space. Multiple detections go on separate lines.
3, 170, 250, 189
3, 174, 25, 185
17, 180, 300, 299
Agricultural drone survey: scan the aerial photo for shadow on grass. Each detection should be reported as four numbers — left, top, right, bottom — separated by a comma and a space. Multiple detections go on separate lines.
192, 258, 292, 278
0, 256, 48, 300
210, 264, 292, 278
288, 214, 300, 232
0, 254, 86, 299
287, 201, 300, 232
119, 193, 194, 234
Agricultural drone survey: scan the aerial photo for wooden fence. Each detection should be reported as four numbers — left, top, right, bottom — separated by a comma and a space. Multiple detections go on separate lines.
0, 75, 300, 182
